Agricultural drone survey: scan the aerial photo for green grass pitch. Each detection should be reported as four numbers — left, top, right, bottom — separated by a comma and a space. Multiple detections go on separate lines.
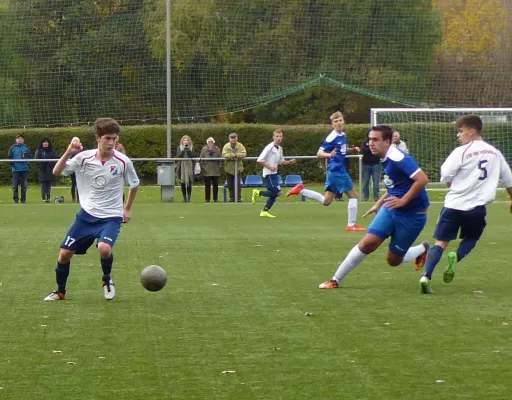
0, 185, 511, 399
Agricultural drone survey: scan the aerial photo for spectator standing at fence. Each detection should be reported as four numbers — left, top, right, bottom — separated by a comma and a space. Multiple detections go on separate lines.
392, 131, 409, 154
252, 129, 296, 217
287, 111, 365, 231
8, 134, 31, 204
114, 138, 126, 155
35, 137, 57, 203
222, 132, 246, 202
176, 135, 195, 203
361, 129, 381, 202
200, 137, 222, 202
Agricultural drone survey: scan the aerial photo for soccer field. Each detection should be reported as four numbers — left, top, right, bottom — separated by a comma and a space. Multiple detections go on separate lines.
1, 186, 512, 399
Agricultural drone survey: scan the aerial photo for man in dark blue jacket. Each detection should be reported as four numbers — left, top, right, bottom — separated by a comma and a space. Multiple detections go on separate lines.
8, 134, 31, 203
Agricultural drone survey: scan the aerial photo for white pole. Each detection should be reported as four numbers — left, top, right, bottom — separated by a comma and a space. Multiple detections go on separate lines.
166, 0, 172, 157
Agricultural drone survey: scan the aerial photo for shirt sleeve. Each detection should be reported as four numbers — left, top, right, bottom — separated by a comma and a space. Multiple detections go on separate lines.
319, 139, 334, 153
398, 156, 422, 178
440, 148, 462, 184
257, 144, 271, 163
61, 155, 82, 176
498, 151, 512, 188
124, 160, 140, 189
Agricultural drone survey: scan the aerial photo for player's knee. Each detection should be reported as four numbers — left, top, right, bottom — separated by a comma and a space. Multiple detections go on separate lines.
58, 249, 74, 263
97, 242, 112, 259
386, 255, 402, 267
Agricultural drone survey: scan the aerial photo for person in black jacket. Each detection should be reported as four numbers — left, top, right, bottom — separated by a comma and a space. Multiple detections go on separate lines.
361, 129, 381, 202
34, 137, 57, 203
176, 135, 195, 202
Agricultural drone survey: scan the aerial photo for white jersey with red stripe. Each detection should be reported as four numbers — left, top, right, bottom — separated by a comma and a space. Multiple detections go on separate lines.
441, 140, 512, 211
62, 149, 140, 218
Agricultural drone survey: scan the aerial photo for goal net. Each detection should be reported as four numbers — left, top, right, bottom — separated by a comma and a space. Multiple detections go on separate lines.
371, 108, 512, 182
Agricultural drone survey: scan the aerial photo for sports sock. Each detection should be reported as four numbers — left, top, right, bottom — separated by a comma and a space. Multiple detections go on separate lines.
402, 243, 426, 263
347, 198, 358, 226
55, 261, 70, 294
423, 245, 444, 280
101, 254, 114, 281
456, 238, 477, 262
332, 245, 368, 282
300, 189, 324, 204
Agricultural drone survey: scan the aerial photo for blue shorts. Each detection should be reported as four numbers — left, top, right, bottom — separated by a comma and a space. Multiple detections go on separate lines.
433, 206, 486, 241
368, 206, 428, 256
60, 212, 123, 255
264, 174, 281, 196
325, 170, 354, 194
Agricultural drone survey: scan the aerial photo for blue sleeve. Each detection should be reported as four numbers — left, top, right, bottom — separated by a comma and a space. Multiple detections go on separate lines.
398, 156, 421, 178
319, 139, 334, 153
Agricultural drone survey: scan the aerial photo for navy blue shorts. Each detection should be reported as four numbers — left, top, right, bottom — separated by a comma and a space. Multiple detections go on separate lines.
264, 174, 281, 196
368, 206, 428, 256
325, 170, 354, 194
60, 214, 123, 255
433, 206, 487, 241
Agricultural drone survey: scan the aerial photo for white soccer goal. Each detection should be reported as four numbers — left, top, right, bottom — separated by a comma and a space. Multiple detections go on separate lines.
370, 108, 512, 183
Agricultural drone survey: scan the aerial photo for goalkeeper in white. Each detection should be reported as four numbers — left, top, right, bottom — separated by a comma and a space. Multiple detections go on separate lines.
419, 114, 512, 294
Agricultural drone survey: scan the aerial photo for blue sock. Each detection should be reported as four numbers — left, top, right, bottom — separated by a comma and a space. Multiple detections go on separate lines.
264, 196, 277, 211
55, 261, 70, 294
101, 254, 113, 281
424, 245, 444, 280
456, 238, 477, 262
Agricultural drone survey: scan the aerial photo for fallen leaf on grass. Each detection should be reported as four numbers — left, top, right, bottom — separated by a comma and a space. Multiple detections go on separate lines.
273, 347, 280, 351
384, 322, 390, 325
40, 325, 47, 327
303, 312, 314, 317
98, 356, 105, 359
222, 370, 236, 374
212, 283, 219, 286
53, 350, 62, 353
503, 322, 509, 326
436, 380, 445, 383
472, 290, 484, 294
67, 362, 75, 365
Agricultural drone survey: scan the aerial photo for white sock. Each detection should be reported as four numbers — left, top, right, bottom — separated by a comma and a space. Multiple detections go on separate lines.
301, 189, 325, 204
332, 245, 368, 282
347, 198, 358, 226
402, 244, 426, 263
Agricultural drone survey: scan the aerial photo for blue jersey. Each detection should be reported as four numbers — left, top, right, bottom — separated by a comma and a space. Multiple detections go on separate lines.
319, 130, 347, 173
382, 147, 429, 213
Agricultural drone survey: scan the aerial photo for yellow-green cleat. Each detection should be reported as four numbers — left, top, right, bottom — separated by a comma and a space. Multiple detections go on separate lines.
251, 189, 261, 205
260, 210, 276, 218
419, 276, 433, 294
444, 252, 457, 283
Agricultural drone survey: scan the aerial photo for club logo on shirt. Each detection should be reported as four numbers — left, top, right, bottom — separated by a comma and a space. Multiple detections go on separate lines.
383, 174, 394, 188
95, 175, 107, 188
110, 165, 118, 176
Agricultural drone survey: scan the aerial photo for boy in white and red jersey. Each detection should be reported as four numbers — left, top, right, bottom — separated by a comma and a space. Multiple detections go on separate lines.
44, 117, 140, 301
420, 114, 512, 294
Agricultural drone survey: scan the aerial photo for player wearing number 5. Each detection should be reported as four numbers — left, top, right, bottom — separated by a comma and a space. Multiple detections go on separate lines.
44, 118, 140, 301
419, 115, 512, 294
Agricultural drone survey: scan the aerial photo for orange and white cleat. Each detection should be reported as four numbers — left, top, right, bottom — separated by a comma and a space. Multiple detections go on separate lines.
318, 280, 339, 289
286, 183, 304, 197
414, 241, 430, 271
346, 224, 366, 232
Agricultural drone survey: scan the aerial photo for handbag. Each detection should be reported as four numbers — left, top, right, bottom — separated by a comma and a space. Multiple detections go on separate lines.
194, 161, 201, 175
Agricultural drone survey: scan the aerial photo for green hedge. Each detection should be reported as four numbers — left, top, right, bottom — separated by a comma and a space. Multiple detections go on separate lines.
1, 122, 510, 184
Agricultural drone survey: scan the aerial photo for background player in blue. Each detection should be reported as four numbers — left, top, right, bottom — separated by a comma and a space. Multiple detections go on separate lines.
287, 111, 365, 231
319, 125, 430, 289
252, 128, 296, 217
44, 118, 140, 301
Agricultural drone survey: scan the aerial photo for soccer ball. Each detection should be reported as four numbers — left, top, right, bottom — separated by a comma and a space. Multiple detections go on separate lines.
140, 265, 167, 292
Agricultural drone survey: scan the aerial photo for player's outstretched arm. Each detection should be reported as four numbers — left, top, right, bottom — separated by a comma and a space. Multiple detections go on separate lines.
363, 193, 389, 217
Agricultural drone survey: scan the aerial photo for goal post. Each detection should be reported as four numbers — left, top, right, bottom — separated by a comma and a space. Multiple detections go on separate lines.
370, 108, 512, 182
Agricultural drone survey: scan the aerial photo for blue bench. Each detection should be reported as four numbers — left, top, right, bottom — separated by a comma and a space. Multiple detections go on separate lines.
223, 174, 305, 202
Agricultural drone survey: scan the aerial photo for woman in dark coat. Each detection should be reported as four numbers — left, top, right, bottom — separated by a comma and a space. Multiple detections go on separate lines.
34, 137, 57, 202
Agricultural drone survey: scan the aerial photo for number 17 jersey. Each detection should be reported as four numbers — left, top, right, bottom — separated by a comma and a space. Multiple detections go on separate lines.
441, 140, 512, 211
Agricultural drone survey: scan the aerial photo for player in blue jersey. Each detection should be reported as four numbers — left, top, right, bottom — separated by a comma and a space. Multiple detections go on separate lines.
287, 111, 365, 231
319, 125, 430, 289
